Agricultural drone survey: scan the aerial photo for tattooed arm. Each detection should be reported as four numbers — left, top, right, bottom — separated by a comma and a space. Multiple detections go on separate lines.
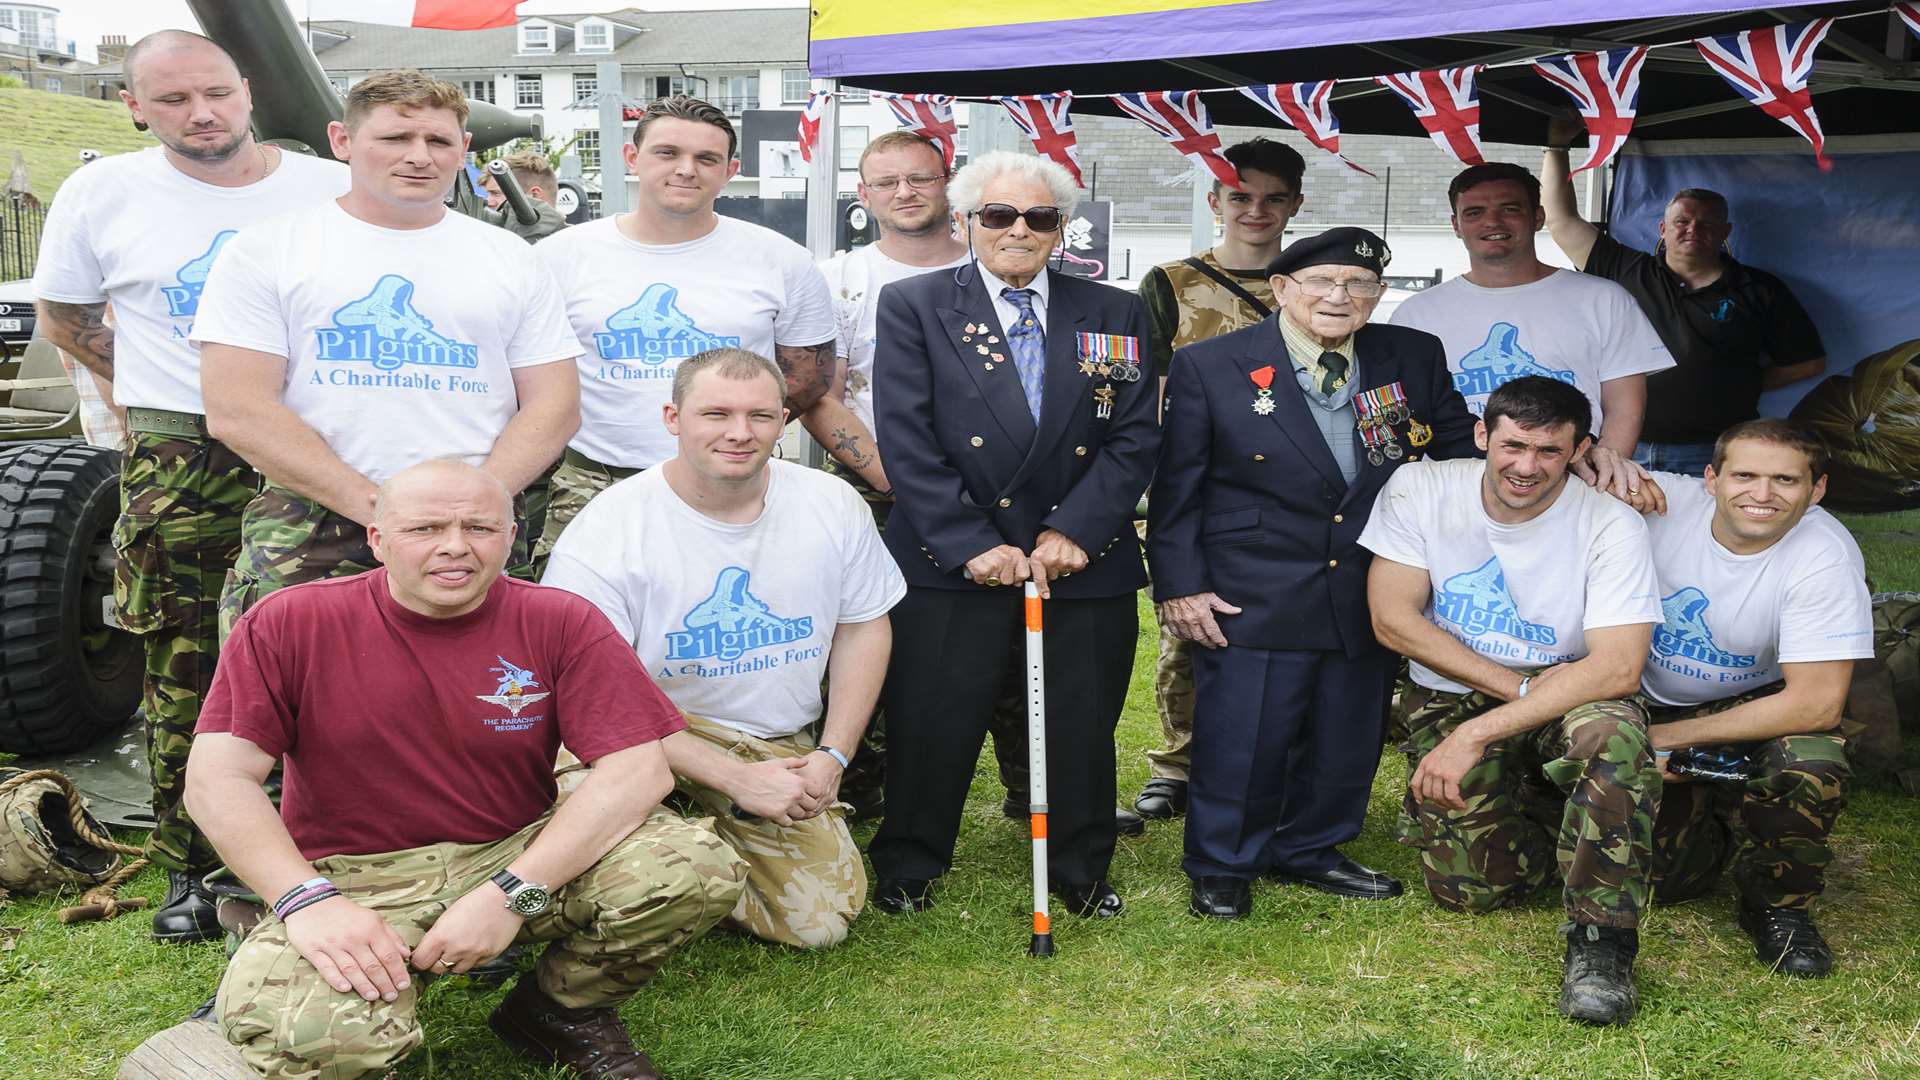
799, 352, 890, 491
37, 300, 115, 381
773, 338, 834, 413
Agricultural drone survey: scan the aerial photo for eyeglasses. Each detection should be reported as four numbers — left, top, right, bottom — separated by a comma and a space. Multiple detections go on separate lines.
1293, 277, 1384, 299
974, 203, 1063, 232
865, 173, 946, 193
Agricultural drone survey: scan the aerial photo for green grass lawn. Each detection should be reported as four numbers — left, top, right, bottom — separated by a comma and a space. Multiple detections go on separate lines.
0, 88, 155, 206
3, 514, 1917, 1079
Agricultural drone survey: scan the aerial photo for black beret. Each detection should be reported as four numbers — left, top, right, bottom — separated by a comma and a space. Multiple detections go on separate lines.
1266, 227, 1392, 279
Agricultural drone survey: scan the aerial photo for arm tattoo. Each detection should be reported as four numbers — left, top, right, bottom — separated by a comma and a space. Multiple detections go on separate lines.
773, 339, 834, 412
39, 300, 115, 378
828, 426, 875, 469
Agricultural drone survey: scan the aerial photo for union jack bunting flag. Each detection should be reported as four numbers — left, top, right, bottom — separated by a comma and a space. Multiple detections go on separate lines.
880, 93, 959, 169
1695, 19, 1835, 168
1375, 67, 1486, 166
1531, 48, 1650, 175
796, 90, 829, 164
999, 93, 1083, 185
1111, 91, 1242, 189
1236, 82, 1376, 176
1898, 2, 1920, 41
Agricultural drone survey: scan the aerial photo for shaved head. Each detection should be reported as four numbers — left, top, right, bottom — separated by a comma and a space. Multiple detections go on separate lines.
123, 30, 237, 97
374, 458, 511, 524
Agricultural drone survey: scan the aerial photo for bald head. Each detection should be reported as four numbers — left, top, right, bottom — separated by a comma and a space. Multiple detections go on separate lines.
123, 30, 237, 97
374, 458, 512, 524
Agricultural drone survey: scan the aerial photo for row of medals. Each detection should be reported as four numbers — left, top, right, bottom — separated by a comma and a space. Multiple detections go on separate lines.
1250, 382, 1432, 466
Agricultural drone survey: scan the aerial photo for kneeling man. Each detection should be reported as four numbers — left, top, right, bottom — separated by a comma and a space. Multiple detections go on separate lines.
1361, 377, 1663, 1026
186, 458, 745, 1080
1641, 419, 1871, 977
544, 348, 904, 949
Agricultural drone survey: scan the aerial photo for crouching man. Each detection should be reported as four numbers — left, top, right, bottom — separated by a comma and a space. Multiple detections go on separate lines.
184, 458, 746, 1080
1640, 419, 1872, 977
543, 349, 904, 948
1359, 377, 1664, 1026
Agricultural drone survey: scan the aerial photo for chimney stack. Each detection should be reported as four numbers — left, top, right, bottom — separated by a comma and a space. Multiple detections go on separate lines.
97, 34, 129, 64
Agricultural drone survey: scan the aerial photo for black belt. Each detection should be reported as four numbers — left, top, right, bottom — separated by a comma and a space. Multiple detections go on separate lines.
126, 407, 209, 437
562, 447, 643, 480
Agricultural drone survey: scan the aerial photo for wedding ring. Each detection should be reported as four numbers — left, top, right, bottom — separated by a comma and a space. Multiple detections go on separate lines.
985, 577, 1001, 586
439, 959, 455, 969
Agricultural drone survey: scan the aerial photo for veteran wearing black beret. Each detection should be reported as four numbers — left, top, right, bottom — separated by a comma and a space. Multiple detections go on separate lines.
1147, 226, 1480, 919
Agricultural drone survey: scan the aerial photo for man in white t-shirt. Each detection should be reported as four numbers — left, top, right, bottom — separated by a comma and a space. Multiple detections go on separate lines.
1360, 376, 1663, 1027
1392, 163, 1673, 501
1638, 419, 1871, 979
529, 95, 834, 570
195, 69, 580, 638
31, 29, 349, 944
543, 349, 903, 949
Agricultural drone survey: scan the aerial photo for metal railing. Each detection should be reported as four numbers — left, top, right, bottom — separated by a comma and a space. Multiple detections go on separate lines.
0, 196, 46, 282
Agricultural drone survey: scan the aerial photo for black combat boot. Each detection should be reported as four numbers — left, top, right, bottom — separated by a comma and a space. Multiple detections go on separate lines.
151, 870, 221, 944
1558, 922, 1639, 1025
1739, 902, 1833, 978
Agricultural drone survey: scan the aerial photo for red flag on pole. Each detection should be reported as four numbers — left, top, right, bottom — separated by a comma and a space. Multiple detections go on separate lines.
797, 90, 829, 164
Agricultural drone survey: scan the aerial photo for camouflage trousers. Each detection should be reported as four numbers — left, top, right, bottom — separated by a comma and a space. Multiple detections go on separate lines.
1131, 519, 1196, 782
676, 713, 867, 949
531, 452, 639, 577
113, 431, 258, 873
1399, 684, 1661, 929
216, 807, 745, 1080
509, 459, 561, 582
1648, 685, 1851, 911
823, 461, 1029, 809
219, 484, 532, 641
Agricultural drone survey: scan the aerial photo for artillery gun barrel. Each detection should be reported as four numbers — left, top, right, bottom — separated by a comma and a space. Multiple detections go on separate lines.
487, 159, 542, 227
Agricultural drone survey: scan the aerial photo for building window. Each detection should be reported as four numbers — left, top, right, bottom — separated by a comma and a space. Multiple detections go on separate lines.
42, 76, 60, 93
573, 129, 601, 171
577, 21, 610, 51
515, 73, 543, 108
713, 74, 759, 116
838, 125, 866, 171
520, 22, 552, 53
781, 68, 809, 104
572, 71, 597, 104
648, 75, 687, 101
462, 78, 494, 104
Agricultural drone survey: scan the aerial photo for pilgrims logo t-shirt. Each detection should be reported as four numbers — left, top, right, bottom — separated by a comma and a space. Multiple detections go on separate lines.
1358, 458, 1662, 693
541, 459, 906, 741
1390, 269, 1673, 436
1639, 472, 1872, 707
32, 146, 348, 414
536, 215, 836, 469
192, 202, 579, 483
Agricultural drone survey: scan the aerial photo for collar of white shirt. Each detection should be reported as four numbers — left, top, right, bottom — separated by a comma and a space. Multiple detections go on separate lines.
979, 263, 1052, 335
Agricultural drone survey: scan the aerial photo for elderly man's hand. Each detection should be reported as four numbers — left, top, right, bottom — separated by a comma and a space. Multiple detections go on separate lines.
964, 545, 1030, 589
1156, 593, 1242, 649
1027, 529, 1088, 599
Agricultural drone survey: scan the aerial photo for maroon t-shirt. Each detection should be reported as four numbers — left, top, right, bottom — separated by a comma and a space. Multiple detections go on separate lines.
198, 568, 684, 860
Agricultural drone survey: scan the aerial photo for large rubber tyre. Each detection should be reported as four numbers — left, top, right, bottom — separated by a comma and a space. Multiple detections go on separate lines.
0, 440, 141, 753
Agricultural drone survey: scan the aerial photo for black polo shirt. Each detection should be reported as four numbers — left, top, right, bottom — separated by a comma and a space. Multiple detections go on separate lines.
1584, 232, 1824, 444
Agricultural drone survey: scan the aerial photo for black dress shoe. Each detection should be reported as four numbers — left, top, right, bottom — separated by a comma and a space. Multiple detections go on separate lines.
1266, 856, 1404, 900
1001, 794, 1028, 819
872, 877, 935, 913
152, 870, 222, 944
1053, 880, 1123, 918
1115, 807, 1147, 837
1133, 778, 1189, 820
1189, 875, 1252, 919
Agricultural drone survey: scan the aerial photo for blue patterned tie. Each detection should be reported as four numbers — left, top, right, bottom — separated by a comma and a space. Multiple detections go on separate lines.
1001, 287, 1045, 423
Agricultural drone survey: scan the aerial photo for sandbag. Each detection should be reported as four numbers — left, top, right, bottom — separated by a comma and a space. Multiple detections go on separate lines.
1842, 593, 1920, 775
1791, 338, 1920, 512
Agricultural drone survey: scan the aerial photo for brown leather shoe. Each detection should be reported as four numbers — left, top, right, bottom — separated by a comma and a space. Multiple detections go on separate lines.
488, 976, 663, 1079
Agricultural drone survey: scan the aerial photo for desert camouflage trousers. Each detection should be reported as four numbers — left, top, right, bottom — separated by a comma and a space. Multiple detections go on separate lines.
219, 484, 533, 641
1399, 684, 1661, 929
113, 431, 258, 872
1648, 684, 1850, 911
215, 807, 746, 1080
531, 453, 640, 577
1131, 520, 1196, 781
676, 713, 867, 949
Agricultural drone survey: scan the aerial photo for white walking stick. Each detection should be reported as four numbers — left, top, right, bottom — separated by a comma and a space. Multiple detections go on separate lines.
1024, 580, 1054, 958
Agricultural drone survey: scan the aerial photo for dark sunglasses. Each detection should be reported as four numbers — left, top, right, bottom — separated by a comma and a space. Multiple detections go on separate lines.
974, 203, 1063, 232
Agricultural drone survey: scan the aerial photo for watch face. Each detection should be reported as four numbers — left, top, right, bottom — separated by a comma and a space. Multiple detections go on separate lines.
508, 885, 551, 916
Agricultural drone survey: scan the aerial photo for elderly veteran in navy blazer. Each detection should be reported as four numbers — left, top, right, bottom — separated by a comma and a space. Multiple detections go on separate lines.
868, 151, 1160, 919
1148, 227, 1479, 920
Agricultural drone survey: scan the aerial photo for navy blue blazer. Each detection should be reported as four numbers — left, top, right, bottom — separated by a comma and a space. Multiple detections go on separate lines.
874, 265, 1161, 596
1147, 318, 1478, 656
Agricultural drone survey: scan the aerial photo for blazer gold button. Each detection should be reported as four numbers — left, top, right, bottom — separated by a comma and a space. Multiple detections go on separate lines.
970, 436, 984, 447
1074, 445, 1087, 456
1253, 453, 1265, 461
1327, 559, 1339, 568
1333, 514, 1344, 524
998, 497, 1013, 508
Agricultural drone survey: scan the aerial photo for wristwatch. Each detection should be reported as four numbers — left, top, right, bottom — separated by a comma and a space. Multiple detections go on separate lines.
491, 869, 553, 917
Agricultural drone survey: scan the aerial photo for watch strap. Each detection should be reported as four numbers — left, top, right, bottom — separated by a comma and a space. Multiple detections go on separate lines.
491, 869, 524, 895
